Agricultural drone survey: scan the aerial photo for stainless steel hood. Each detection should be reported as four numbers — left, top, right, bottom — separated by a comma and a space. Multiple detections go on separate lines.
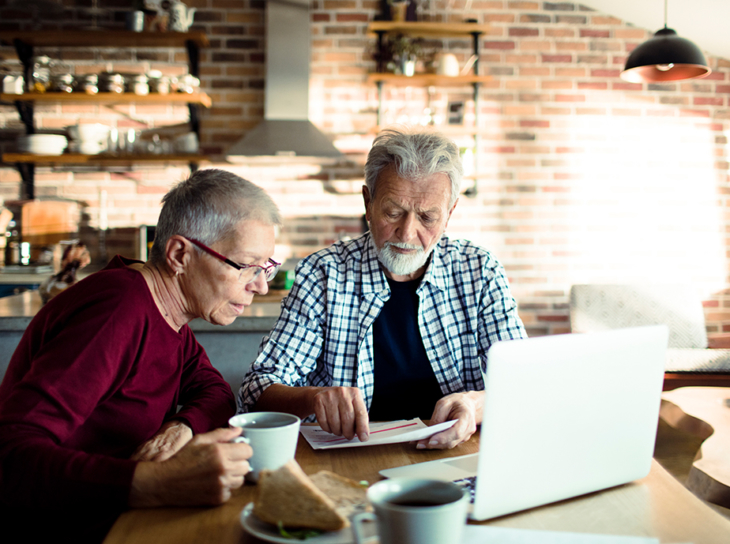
227, 0, 343, 162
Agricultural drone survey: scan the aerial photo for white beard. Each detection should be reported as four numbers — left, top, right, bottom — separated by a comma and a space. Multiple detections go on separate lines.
376, 241, 431, 276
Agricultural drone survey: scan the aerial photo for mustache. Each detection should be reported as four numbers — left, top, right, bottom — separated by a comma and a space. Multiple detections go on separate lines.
384, 242, 423, 251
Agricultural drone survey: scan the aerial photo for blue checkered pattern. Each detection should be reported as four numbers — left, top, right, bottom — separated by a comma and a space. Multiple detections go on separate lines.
237, 233, 526, 418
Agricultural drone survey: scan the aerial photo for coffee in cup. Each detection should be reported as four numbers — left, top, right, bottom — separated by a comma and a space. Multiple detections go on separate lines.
352, 478, 468, 544
228, 412, 301, 483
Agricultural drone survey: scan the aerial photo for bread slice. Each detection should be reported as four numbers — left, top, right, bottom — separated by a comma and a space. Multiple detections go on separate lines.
252, 460, 367, 531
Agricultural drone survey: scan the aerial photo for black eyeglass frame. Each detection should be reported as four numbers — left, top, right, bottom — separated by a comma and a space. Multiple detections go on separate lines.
183, 236, 281, 283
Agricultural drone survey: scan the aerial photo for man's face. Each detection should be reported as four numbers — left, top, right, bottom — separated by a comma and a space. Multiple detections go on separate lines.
363, 164, 457, 281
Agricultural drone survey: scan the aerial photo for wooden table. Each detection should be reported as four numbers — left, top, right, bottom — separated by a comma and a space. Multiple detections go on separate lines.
104, 430, 730, 544
661, 386, 730, 508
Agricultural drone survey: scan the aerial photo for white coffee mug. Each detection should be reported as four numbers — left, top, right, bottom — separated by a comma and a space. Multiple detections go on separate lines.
352, 478, 469, 544
228, 412, 301, 483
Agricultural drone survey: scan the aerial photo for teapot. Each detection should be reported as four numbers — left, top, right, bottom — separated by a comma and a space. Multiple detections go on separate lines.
168, 0, 196, 32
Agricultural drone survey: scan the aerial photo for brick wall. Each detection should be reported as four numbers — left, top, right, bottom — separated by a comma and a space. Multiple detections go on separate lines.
2, 1, 730, 339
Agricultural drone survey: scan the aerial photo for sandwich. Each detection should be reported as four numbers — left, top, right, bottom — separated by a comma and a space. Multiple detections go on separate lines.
252, 459, 369, 532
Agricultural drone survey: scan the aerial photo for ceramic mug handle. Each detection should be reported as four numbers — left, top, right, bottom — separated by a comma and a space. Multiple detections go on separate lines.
351, 512, 377, 544
232, 435, 252, 472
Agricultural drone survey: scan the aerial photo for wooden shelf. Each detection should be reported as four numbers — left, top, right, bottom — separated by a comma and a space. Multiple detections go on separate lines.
1, 92, 212, 108
2, 153, 210, 165
0, 30, 209, 48
367, 73, 491, 86
367, 22, 490, 38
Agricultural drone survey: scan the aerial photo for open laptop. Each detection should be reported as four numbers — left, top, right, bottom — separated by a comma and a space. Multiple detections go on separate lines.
379, 325, 669, 520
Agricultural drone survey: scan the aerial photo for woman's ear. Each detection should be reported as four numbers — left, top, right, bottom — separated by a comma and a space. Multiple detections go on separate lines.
165, 235, 190, 275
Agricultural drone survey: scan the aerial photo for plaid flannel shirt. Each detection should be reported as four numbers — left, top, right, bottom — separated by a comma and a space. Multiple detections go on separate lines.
237, 233, 526, 418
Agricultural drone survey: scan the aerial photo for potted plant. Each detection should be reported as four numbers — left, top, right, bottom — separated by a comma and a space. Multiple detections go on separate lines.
388, 34, 422, 76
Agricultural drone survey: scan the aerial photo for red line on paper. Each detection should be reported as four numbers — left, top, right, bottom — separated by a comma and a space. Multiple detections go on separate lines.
370, 422, 418, 434
310, 421, 420, 444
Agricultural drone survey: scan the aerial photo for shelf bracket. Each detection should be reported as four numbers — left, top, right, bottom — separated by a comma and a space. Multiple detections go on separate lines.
16, 163, 35, 200
185, 39, 200, 78
14, 100, 35, 134
470, 32, 482, 76
13, 38, 33, 93
375, 30, 387, 73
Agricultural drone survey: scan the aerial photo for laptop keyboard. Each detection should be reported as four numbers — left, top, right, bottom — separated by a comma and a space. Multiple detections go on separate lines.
453, 476, 477, 503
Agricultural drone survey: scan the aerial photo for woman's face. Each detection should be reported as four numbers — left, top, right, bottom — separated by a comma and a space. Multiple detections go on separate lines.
183, 219, 276, 326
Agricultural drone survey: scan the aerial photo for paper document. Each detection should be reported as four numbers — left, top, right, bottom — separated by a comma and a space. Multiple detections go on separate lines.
462, 526, 661, 544
300, 418, 457, 450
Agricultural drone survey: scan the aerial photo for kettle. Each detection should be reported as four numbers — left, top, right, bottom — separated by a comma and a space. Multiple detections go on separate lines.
169, 0, 196, 32
434, 52, 459, 77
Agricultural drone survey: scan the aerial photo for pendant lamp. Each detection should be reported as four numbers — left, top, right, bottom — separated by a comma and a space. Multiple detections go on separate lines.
620, 0, 710, 83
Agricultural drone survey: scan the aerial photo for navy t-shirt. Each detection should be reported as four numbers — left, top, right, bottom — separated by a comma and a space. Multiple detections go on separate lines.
368, 276, 444, 421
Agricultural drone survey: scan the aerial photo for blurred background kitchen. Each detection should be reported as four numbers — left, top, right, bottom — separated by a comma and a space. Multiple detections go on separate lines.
1, 0, 730, 341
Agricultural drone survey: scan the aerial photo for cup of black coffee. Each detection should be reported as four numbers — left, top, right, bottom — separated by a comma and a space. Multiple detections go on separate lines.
352, 478, 468, 544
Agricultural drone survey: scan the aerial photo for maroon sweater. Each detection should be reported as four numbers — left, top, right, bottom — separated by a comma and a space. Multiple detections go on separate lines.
0, 256, 235, 541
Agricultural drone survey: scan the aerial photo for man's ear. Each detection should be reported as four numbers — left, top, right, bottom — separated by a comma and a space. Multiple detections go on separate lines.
165, 235, 190, 274
445, 197, 459, 228
362, 185, 372, 222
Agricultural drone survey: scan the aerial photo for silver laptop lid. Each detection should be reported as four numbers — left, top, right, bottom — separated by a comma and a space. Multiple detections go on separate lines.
472, 325, 668, 520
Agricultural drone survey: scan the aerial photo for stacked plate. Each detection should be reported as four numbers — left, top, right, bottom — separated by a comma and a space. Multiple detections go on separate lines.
16, 134, 67, 155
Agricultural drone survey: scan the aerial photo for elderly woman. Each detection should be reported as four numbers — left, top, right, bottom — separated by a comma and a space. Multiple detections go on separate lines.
0, 169, 282, 542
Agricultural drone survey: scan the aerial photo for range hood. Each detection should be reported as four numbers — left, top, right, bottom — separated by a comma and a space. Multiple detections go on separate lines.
227, 0, 343, 162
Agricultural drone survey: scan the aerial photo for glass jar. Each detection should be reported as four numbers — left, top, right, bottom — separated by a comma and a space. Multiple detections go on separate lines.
175, 74, 200, 94
29, 56, 53, 93
129, 74, 149, 96
148, 75, 170, 94
98, 72, 125, 94
75, 74, 98, 95
49, 73, 75, 93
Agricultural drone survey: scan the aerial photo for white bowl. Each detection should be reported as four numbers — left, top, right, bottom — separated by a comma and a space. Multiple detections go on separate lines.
67, 123, 110, 142
17, 134, 67, 155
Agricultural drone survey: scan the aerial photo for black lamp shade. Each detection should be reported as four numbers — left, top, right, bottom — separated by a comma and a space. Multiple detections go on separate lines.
621, 27, 711, 83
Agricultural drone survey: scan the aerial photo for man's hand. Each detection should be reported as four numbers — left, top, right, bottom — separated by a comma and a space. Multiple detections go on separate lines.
130, 426, 253, 508
131, 420, 194, 462
416, 391, 483, 450
312, 386, 370, 442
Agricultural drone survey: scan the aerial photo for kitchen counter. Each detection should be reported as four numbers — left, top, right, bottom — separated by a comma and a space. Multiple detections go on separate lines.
0, 289, 288, 392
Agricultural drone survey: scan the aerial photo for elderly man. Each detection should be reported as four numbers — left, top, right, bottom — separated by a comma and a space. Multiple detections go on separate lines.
239, 127, 526, 449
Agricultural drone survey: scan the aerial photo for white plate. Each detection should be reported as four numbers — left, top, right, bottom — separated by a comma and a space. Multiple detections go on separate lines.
240, 503, 378, 544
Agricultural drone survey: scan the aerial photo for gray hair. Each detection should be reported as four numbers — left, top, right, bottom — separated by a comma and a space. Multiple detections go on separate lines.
149, 169, 281, 265
363, 126, 463, 207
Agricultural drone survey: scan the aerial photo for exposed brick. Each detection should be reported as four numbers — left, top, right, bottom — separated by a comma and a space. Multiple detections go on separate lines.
580, 29, 609, 38
695, 97, 725, 106
541, 54, 572, 63
520, 14, 551, 23
556, 15, 587, 25
509, 27, 540, 37
544, 3, 575, 10
485, 41, 517, 50
577, 82, 607, 90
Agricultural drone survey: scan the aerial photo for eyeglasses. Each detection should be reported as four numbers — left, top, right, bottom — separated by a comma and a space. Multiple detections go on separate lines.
183, 237, 281, 283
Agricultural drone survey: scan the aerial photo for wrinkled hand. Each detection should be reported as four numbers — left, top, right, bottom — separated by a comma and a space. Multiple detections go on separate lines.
416, 391, 483, 450
131, 420, 193, 462
312, 386, 370, 442
130, 426, 253, 508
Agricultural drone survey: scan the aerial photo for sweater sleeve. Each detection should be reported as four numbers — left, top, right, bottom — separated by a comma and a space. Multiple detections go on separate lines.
174, 328, 236, 434
0, 292, 141, 509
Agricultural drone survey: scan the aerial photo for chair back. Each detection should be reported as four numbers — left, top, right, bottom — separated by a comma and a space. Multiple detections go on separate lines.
569, 284, 708, 349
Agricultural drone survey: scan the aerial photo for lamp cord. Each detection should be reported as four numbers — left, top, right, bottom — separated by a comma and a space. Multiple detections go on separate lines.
664, 0, 668, 28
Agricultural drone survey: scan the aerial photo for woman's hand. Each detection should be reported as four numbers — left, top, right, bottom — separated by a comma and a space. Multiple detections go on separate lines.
129, 426, 253, 508
131, 420, 194, 462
